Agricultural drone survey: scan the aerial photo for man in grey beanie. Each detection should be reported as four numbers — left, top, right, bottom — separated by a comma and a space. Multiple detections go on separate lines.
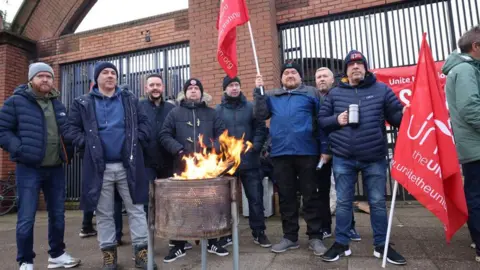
0, 62, 80, 269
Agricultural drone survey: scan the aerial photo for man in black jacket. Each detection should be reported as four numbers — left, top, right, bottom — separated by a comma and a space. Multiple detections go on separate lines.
215, 75, 270, 248
159, 78, 228, 263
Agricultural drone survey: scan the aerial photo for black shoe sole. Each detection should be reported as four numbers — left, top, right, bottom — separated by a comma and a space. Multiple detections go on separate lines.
373, 251, 407, 265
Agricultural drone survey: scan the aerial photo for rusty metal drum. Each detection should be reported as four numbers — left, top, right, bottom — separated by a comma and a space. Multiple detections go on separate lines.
154, 176, 236, 240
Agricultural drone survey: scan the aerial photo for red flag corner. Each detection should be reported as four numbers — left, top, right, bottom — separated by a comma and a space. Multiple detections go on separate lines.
391, 33, 468, 242
216, 0, 250, 78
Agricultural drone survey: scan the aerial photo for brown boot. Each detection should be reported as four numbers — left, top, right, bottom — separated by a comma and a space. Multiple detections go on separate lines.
101, 246, 117, 270
134, 244, 157, 269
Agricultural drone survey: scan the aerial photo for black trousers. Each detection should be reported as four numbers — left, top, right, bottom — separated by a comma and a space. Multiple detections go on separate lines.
272, 155, 327, 242
316, 161, 333, 231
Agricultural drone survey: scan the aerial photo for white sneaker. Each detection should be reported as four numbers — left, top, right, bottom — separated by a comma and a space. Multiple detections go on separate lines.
19, 263, 33, 270
471, 243, 476, 249
47, 252, 81, 269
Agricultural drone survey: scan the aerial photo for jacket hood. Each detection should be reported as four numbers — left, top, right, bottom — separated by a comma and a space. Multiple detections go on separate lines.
179, 99, 207, 109
221, 92, 247, 107
176, 91, 212, 105
14, 84, 60, 101
442, 51, 480, 75
90, 86, 123, 98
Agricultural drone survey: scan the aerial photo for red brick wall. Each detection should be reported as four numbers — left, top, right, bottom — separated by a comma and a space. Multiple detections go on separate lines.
0, 44, 29, 179
37, 10, 189, 91
189, 0, 280, 105
276, 0, 406, 24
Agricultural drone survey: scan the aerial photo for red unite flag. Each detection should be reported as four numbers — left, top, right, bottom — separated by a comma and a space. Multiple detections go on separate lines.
391, 33, 468, 242
216, 0, 250, 78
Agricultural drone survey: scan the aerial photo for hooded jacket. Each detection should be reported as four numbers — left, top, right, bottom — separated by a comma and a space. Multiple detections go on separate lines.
442, 51, 480, 164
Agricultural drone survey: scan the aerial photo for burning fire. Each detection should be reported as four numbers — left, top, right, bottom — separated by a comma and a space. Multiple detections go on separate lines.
174, 130, 253, 180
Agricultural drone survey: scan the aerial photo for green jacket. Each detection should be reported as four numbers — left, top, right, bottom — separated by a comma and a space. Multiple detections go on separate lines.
442, 52, 480, 164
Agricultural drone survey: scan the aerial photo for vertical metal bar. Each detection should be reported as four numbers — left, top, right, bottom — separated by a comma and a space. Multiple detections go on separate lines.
384, 8, 393, 68
201, 239, 208, 270
232, 198, 239, 270
437, 1, 447, 60
460, 0, 467, 34
446, 0, 457, 52
428, 1, 440, 61
328, 18, 334, 70
147, 180, 155, 270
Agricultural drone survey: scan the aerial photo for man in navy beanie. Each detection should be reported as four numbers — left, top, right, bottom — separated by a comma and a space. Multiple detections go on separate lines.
319, 50, 407, 264
66, 61, 157, 269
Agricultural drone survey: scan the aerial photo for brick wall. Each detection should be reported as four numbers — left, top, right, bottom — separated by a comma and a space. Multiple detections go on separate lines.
276, 0, 406, 24
189, 0, 280, 105
0, 44, 29, 179
37, 10, 189, 91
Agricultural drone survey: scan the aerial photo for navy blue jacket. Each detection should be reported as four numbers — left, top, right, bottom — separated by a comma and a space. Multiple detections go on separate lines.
159, 100, 225, 170
318, 73, 404, 162
0, 84, 72, 166
253, 84, 328, 157
65, 87, 151, 211
139, 97, 175, 177
215, 93, 267, 170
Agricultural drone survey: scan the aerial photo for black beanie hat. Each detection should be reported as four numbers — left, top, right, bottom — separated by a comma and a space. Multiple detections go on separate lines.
343, 50, 369, 74
281, 62, 302, 78
222, 76, 241, 91
94, 61, 118, 84
183, 78, 204, 96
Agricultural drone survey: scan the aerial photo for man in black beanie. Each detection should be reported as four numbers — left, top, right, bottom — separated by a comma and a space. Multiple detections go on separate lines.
215, 75, 270, 248
66, 61, 156, 269
254, 61, 330, 256
159, 78, 228, 262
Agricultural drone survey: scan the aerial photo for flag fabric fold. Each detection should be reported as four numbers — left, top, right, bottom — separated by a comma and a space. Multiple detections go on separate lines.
391, 33, 468, 242
216, 0, 250, 78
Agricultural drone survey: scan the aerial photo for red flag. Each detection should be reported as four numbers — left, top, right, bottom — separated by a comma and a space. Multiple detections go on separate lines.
391, 33, 468, 242
216, 0, 249, 78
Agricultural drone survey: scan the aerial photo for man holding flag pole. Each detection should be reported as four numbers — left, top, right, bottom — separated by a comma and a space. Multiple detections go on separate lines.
385, 32, 469, 267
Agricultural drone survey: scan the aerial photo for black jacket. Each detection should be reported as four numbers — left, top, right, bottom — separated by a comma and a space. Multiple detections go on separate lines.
215, 93, 267, 170
158, 100, 225, 170
139, 98, 175, 177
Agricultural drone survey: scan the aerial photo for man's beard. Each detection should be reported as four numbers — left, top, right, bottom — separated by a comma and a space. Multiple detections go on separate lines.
31, 82, 52, 93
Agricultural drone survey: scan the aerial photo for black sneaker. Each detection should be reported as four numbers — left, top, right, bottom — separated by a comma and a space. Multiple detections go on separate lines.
79, 228, 97, 238
163, 247, 186, 263
207, 244, 229, 256
218, 236, 233, 248
254, 231, 272, 248
374, 244, 406, 265
322, 242, 352, 262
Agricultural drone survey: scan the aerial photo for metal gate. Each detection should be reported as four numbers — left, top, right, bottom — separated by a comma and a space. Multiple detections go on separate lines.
60, 42, 190, 201
279, 0, 479, 200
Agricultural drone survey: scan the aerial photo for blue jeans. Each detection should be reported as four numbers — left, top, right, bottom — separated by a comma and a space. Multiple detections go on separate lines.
15, 164, 66, 264
240, 169, 266, 234
462, 160, 480, 256
332, 156, 388, 246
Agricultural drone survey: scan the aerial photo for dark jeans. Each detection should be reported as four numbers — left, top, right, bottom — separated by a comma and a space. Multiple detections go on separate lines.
82, 189, 123, 241
318, 162, 357, 232
15, 164, 66, 264
272, 155, 324, 242
240, 168, 266, 234
332, 156, 387, 246
462, 160, 480, 256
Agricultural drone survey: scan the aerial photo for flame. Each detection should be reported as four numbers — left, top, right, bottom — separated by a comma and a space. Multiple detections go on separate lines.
173, 130, 252, 180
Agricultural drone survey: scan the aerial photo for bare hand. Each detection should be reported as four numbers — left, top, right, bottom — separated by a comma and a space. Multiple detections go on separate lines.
402, 104, 410, 114
255, 74, 264, 88
321, 154, 332, 164
337, 110, 348, 126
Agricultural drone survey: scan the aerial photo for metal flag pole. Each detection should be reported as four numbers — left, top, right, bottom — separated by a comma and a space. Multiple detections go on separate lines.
247, 21, 264, 95
231, 176, 240, 270
382, 180, 399, 268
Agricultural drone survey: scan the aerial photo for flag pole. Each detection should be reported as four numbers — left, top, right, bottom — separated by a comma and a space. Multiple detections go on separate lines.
247, 21, 264, 95
382, 180, 399, 268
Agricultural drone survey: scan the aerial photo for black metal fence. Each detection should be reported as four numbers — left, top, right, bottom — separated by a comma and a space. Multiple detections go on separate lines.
279, 0, 479, 200
60, 42, 190, 201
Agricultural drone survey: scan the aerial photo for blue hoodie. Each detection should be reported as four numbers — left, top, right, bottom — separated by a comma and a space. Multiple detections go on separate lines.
91, 87, 125, 162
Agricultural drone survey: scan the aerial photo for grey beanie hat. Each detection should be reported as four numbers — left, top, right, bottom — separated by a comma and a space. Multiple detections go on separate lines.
28, 62, 54, 81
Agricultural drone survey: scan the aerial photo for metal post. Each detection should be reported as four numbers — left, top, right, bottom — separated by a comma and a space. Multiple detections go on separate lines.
231, 200, 239, 270
147, 180, 155, 270
201, 239, 208, 270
